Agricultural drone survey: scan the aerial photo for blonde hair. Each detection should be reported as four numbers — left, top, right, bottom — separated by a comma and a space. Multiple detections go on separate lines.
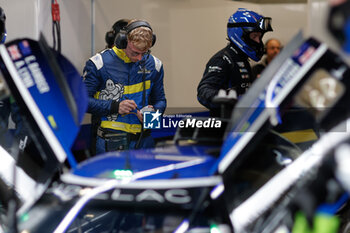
127, 19, 153, 51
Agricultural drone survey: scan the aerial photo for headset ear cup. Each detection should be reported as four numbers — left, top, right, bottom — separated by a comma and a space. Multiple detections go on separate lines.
115, 30, 128, 49
151, 34, 156, 47
105, 30, 116, 48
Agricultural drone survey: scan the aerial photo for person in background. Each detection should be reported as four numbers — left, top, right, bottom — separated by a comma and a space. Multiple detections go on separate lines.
88, 18, 131, 156
104, 18, 129, 49
83, 19, 166, 155
251, 38, 282, 81
197, 8, 273, 117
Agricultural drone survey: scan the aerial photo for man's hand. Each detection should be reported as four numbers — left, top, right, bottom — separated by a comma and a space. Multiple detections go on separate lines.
136, 105, 155, 122
136, 110, 143, 122
118, 99, 138, 114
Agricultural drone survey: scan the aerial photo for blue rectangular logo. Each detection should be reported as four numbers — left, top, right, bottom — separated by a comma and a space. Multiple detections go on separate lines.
143, 110, 162, 129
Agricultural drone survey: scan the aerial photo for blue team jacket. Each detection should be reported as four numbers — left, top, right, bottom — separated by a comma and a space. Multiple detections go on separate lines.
83, 47, 166, 134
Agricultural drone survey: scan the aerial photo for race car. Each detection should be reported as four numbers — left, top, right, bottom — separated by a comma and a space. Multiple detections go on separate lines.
0, 32, 350, 233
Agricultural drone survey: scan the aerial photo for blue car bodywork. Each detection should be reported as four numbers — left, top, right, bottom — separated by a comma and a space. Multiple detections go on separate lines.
1, 32, 350, 233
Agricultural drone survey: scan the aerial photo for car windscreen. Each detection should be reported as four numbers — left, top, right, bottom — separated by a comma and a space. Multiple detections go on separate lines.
0, 35, 88, 216
0, 73, 52, 215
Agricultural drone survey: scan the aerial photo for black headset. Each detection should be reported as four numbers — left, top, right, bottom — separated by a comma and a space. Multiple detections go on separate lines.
105, 19, 129, 48
115, 20, 156, 49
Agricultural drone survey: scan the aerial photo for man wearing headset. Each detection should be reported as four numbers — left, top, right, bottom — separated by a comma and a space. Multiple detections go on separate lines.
83, 19, 166, 154
197, 8, 273, 117
88, 18, 130, 155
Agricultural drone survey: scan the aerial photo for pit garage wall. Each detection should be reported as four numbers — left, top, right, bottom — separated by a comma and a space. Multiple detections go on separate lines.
1, 0, 310, 112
